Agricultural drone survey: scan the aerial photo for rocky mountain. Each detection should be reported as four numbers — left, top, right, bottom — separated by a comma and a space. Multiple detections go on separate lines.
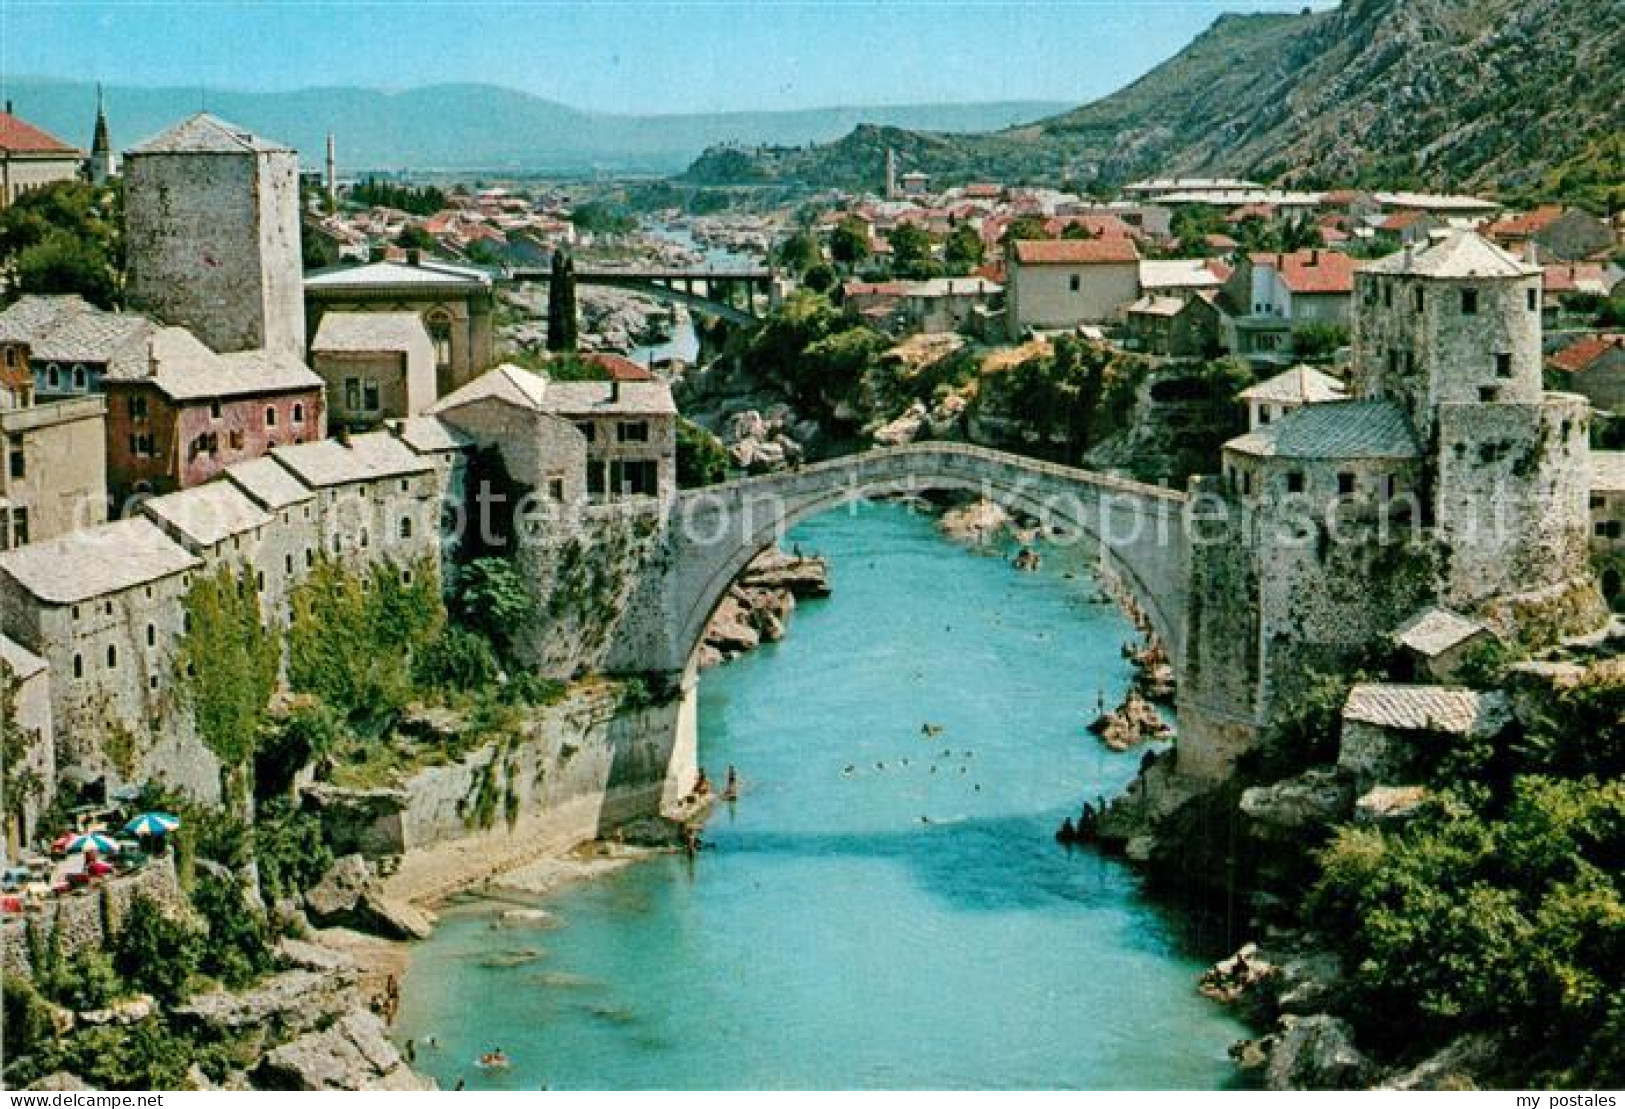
10, 78, 1068, 176
684, 0, 1625, 203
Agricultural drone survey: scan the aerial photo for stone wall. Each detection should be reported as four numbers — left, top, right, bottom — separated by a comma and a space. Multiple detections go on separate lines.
0, 855, 185, 977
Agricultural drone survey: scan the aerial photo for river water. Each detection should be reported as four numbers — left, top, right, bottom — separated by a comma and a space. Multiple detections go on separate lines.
395, 501, 1245, 1089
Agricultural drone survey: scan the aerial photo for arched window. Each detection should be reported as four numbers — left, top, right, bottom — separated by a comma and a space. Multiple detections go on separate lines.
46, 364, 60, 389
425, 309, 454, 368
72, 364, 86, 389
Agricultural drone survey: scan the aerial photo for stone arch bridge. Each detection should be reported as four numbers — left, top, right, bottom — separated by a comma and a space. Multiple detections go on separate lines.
607, 443, 1190, 678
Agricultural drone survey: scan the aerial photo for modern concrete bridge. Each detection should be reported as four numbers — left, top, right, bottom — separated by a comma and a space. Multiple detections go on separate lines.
607, 443, 1190, 677
506, 265, 776, 326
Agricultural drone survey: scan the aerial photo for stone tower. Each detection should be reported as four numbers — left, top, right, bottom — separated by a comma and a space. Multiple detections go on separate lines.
1352, 231, 1592, 612
325, 132, 337, 215
123, 113, 306, 359
88, 84, 115, 185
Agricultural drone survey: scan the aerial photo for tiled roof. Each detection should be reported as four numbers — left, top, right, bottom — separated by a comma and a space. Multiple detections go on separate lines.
1126, 296, 1187, 318
107, 330, 322, 401
31, 311, 152, 372
1542, 263, 1610, 295
392, 416, 473, 456
1485, 205, 1565, 238
0, 295, 89, 345
1342, 683, 1512, 737
0, 518, 199, 605
142, 481, 272, 549
1372, 192, 1499, 213
304, 259, 493, 291
1253, 249, 1358, 295
312, 311, 431, 353
272, 431, 433, 489
539, 380, 677, 417
1225, 399, 1418, 460
1548, 334, 1625, 374
1391, 607, 1492, 658
581, 353, 655, 382
429, 363, 550, 415
1361, 231, 1538, 280
225, 456, 315, 510
126, 113, 290, 155
1592, 451, 1625, 494
1139, 259, 1224, 291
0, 111, 78, 155
0, 634, 46, 680
1238, 365, 1347, 404
1012, 238, 1139, 266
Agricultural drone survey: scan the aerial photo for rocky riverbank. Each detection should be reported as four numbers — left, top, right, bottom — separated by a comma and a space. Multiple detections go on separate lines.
699, 546, 832, 667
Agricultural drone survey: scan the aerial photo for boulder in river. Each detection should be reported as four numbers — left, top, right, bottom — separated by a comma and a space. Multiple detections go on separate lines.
1263, 1014, 1376, 1091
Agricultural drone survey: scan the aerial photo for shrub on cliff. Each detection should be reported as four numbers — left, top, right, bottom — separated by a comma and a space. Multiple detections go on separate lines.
113, 893, 200, 1006
176, 568, 280, 800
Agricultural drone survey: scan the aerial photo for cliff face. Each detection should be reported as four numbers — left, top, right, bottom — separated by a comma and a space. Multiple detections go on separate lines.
685, 0, 1625, 199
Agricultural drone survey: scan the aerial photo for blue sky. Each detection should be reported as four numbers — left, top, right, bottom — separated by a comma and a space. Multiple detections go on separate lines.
3, 1, 1337, 114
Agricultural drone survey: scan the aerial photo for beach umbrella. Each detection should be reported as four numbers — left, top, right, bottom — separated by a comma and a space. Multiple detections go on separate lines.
66, 832, 118, 856
49, 832, 75, 854
123, 812, 181, 837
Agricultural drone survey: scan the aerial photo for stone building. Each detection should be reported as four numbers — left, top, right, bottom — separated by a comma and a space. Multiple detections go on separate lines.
1338, 683, 1512, 792
269, 432, 442, 571
102, 328, 326, 508
1546, 334, 1625, 415
1485, 205, 1614, 264
140, 480, 289, 617
1591, 451, 1625, 608
311, 311, 438, 429
1005, 238, 1141, 339
1237, 365, 1347, 430
542, 378, 677, 503
1, 633, 54, 850
1179, 231, 1604, 779
426, 364, 586, 508
0, 110, 81, 209
0, 295, 153, 402
1123, 292, 1225, 358
0, 396, 108, 550
1389, 606, 1498, 683
304, 257, 496, 397
123, 114, 306, 359
0, 517, 219, 802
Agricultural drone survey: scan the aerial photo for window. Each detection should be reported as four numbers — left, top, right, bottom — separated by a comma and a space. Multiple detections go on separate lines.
146, 624, 155, 647
345, 378, 361, 411
575, 421, 596, 443
72, 365, 85, 389
399, 479, 410, 493
1286, 472, 1305, 494
7, 434, 23, 479
548, 476, 565, 502
1383, 283, 1393, 308
265, 406, 277, 428
1241, 470, 1252, 496
1388, 350, 1400, 376
363, 380, 380, 412
1338, 472, 1356, 496
1461, 288, 1478, 314
1527, 288, 1539, 312
305, 548, 315, 568
1479, 386, 1499, 402
228, 429, 244, 450
399, 517, 413, 539
210, 400, 223, 420
1068, 275, 1081, 293
360, 528, 369, 549
285, 553, 294, 574
1258, 406, 1271, 426
1412, 287, 1424, 311
6, 507, 27, 549
292, 403, 305, 425
46, 364, 59, 389
129, 433, 154, 458
1495, 353, 1513, 378
130, 395, 148, 420
106, 644, 117, 669
73, 654, 83, 679
617, 421, 650, 444
426, 311, 453, 368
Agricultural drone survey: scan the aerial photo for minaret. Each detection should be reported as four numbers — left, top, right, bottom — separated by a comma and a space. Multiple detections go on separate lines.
885, 147, 897, 201
89, 83, 115, 184
325, 132, 337, 214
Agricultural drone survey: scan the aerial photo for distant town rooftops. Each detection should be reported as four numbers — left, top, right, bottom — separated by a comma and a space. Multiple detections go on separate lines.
1123, 177, 1263, 194
1342, 683, 1512, 737
225, 456, 316, 511
312, 311, 431, 353
1548, 334, 1625, 375
0, 110, 79, 156
304, 258, 494, 291
1226, 399, 1418, 460
1391, 607, 1493, 659
272, 431, 434, 489
126, 112, 291, 156
142, 481, 273, 550
1237, 365, 1348, 404
0, 517, 200, 605
1372, 191, 1500, 213
1011, 238, 1140, 265
1360, 231, 1538, 280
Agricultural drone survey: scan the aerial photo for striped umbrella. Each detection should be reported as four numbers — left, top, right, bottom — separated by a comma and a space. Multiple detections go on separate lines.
123, 812, 181, 837
67, 832, 118, 855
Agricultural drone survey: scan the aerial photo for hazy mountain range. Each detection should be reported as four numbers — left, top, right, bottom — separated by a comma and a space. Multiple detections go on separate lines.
8, 78, 1069, 176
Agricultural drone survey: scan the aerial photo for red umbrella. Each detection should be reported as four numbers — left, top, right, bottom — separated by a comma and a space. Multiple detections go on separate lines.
50, 833, 74, 855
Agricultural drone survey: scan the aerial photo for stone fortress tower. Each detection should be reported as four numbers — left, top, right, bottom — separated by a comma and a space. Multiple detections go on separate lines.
1178, 230, 1603, 780
123, 113, 306, 359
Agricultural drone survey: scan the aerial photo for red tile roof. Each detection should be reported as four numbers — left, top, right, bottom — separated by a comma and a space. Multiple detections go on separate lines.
1541, 262, 1608, 294
1487, 205, 1565, 239
0, 111, 77, 155
1251, 249, 1357, 295
963, 183, 1002, 199
1547, 334, 1625, 374
1012, 238, 1140, 265
1205, 233, 1239, 250
1378, 210, 1427, 232
1042, 214, 1134, 239
580, 352, 656, 381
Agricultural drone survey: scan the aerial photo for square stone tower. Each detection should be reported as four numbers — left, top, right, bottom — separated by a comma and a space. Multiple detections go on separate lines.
124, 114, 305, 359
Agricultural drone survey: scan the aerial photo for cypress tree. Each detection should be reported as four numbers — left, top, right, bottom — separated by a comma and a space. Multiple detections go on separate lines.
546, 251, 579, 353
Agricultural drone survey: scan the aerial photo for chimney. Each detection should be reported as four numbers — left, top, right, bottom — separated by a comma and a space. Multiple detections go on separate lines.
609, 379, 621, 403
1402, 244, 1415, 272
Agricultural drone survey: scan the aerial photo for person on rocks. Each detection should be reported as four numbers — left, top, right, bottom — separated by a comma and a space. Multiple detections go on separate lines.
723, 766, 739, 802
1056, 817, 1077, 844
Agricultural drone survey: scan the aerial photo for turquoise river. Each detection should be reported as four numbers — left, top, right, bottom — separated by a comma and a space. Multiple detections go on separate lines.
395, 500, 1247, 1089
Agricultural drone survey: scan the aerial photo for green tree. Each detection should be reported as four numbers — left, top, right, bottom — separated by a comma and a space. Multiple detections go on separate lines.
888, 223, 939, 279
999, 214, 1050, 245
676, 417, 730, 488
546, 251, 579, 353
829, 217, 871, 272
112, 894, 200, 1006
802, 262, 838, 294
453, 557, 531, 657
0, 180, 124, 307
773, 230, 822, 275
395, 225, 436, 252
944, 225, 985, 274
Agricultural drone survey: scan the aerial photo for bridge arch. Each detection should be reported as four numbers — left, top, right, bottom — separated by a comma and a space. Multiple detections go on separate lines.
639, 444, 1189, 678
